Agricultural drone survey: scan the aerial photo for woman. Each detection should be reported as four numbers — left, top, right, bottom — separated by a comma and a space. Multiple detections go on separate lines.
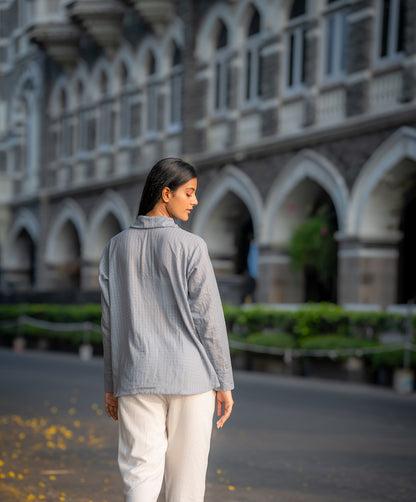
99, 158, 234, 502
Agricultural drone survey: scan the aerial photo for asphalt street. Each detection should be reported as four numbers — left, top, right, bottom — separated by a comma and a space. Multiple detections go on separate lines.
0, 348, 415, 502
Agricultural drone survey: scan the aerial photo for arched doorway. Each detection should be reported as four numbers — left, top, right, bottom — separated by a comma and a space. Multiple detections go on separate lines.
346, 128, 416, 306
204, 191, 255, 304
267, 177, 339, 303
5, 229, 36, 291
291, 185, 338, 303
95, 213, 122, 255
54, 221, 81, 290
398, 184, 416, 304
84, 212, 122, 290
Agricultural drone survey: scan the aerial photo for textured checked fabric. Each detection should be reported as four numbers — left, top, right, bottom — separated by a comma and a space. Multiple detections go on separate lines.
99, 215, 234, 397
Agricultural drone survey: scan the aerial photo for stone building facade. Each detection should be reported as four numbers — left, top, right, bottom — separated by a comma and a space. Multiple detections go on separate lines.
0, 0, 415, 306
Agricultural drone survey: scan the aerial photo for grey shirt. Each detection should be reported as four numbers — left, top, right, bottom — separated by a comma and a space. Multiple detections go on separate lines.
99, 215, 234, 397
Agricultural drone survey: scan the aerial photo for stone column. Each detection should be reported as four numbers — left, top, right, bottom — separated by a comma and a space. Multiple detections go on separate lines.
256, 245, 303, 304
337, 235, 400, 307
81, 259, 100, 291
37, 190, 52, 291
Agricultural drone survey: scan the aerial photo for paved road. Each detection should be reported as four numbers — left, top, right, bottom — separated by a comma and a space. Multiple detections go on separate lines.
0, 348, 415, 502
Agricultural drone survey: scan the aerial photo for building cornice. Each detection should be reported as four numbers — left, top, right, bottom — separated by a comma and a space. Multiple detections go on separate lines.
28, 22, 82, 72
187, 104, 416, 171
68, 0, 126, 57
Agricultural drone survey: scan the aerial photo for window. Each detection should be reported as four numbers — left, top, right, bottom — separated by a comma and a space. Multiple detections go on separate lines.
169, 43, 183, 130
245, 8, 263, 104
74, 81, 95, 154
378, 0, 405, 60
98, 72, 113, 147
20, 0, 34, 28
214, 20, 229, 113
286, 0, 307, 90
324, 1, 348, 80
60, 90, 72, 159
146, 52, 159, 134
21, 79, 38, 191
119, 63, 132, 140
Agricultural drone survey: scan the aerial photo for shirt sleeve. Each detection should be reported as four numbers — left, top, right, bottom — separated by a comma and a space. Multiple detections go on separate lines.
99, 244, 113, 393
187, 240, 234, 391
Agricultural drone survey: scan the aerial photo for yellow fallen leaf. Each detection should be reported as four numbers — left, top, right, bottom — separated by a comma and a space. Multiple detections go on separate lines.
38, 482, 45, 487
228, 485, 235, 491
49, 475, 56, 480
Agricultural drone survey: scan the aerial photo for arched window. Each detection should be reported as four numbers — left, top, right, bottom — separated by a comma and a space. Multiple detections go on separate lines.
98, 71, 113, 148
146, 51, 159, 134
244, 7, 262, 104
378, 0, 405, 60
168, 43, 183, 130
77, 80, 95, 154
286, 0, 307, 90
119, 62, 131, 141
21, 80, 37, 191
324, 0, 348, 81
60, 89, 72, 159
214, 20, 230, 113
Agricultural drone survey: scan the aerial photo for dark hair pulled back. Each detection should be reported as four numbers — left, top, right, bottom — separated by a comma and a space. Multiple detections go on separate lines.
138, 158, 197, 216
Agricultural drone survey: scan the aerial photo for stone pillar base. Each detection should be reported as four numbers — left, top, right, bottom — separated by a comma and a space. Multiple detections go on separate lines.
337, 235, 399, 307
257, 246, 303, 303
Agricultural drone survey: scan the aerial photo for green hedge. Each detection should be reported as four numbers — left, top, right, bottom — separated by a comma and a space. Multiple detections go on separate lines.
0, 303, 415, 369
224, 302, 412, 339
0, 304, 102, 352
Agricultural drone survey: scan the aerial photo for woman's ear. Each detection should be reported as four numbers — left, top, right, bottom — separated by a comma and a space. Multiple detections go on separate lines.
161, 187, 171, 203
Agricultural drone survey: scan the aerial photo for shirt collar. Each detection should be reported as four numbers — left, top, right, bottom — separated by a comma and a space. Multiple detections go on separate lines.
130, 215, 178, 230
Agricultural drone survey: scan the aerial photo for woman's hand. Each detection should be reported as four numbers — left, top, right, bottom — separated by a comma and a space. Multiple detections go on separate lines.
105, 392, 118, 421
216, 390, 234, 429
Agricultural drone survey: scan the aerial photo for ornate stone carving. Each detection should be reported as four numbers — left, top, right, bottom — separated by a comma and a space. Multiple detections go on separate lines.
129, 0, 175, 37
29, 22, 82, 71
68, 0, 126, 56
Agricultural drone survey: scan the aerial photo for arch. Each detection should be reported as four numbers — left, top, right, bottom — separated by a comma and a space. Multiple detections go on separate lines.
112, 45, 136, 92
192, 165, 263, 243
262, 149, 349, 244
347, 127, 416, 237
49, 75, 71, 118
45, 199, 87, 265
11, 62, 42, 115
85, 190, 132, 260
90, 57, 113, 101
137, 35, 162, 85
11, 63, 43, 193
68, 61, 90, 111
235, 0, 268, 43
3, 209, 39, 268
160, 18, 185, 76
195, 3, 235, 62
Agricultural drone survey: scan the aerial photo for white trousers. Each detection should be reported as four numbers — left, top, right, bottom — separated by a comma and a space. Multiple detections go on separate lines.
118, 390, 216, 502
